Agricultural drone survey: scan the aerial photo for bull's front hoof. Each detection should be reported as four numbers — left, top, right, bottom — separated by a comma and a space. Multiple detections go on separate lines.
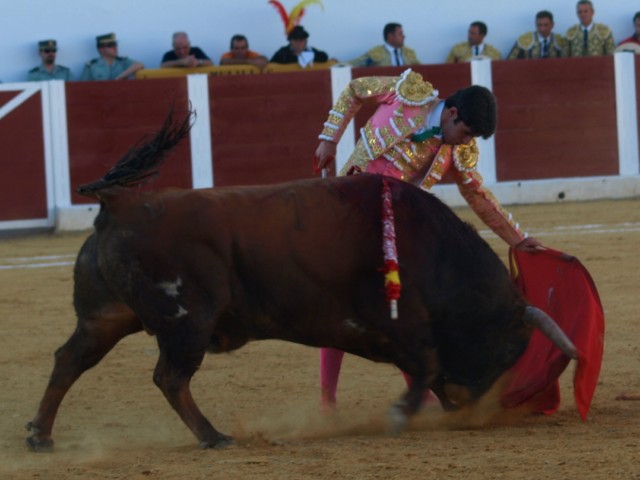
387, 403, 409, 435
25, 421, 54, 453
199, 433, 234, 450
25, 435, 54, 453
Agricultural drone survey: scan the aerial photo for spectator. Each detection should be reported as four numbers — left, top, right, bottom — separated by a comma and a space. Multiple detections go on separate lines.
161, 32, 213, 68
507, 11, 568, 59
27, 39, 72, 81
219, 34, 268, 69
566, 1, 615, 56
270, 25, 328, 67
80, 33, 144, 81
446, 21, 501, 63
349, 22, 420, 67
616, 11, 640, 53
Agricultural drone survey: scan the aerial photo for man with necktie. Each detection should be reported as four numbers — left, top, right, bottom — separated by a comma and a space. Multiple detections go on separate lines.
507, 11, 568, 60
349, 23, 420, 67
314, 69, 542, 409
446, 21, 502, 63
566, 0, 615, 56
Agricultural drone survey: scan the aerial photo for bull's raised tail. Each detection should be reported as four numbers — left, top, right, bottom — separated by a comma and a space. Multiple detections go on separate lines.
76, 106, 193, 201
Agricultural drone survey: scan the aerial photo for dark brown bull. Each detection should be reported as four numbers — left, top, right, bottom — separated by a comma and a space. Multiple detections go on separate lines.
26, 111, 576, 451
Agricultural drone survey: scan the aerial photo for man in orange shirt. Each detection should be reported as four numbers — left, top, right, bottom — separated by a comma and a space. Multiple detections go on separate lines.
220, 34, 268, 69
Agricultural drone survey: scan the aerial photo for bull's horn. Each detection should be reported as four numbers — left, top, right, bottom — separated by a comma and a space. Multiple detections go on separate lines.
523, 306, 579, 359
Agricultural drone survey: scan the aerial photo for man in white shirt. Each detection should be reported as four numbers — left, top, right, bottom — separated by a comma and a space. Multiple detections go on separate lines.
349, 23, 420, 67
507, 11, 568, 59
566, 0, 615, 56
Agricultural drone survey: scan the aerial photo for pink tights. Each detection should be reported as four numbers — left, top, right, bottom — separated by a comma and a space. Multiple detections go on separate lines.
320, 347, 437, 409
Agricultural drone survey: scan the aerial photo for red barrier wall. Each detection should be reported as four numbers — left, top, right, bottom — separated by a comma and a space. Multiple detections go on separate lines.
65, 78, 191, 205
0, 90, 47, 220
493, 56, 618, 180
209, 70, 333, 186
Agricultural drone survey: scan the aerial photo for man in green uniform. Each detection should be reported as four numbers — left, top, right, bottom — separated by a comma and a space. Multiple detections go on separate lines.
80, 33, 144, 81
507, 11, 568, 59
566, 0, 615, 56
27, 40, 72, 81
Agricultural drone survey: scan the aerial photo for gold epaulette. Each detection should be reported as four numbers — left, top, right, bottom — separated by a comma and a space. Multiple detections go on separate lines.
453, 139, 479, 172
368, 46, 387, 64
593, 24, 612, 39
394, 69, 438, 107
516, 32, 535, 50
566, 25, 581, 40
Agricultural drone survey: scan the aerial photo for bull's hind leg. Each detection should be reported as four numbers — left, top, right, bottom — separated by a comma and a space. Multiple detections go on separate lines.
153, 334, 233, 449
26, 304, 141, 452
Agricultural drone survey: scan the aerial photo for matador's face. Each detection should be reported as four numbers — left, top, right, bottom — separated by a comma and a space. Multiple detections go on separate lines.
441, 107, 474, 146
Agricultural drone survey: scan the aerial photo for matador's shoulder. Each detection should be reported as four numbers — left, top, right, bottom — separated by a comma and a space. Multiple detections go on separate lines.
566, 25, 581, 40
593, 23, 612, 39
516, 32, 535, 50
367, 45, 389, 64
394, 69, 438, 106
452, 139, 479, 172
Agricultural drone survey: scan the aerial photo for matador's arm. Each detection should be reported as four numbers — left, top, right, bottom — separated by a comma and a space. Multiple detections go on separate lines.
452, 167, 527, 247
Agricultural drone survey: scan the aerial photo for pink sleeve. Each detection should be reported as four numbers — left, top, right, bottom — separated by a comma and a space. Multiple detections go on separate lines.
452, 168, 527, 247
318, 76, 397, 143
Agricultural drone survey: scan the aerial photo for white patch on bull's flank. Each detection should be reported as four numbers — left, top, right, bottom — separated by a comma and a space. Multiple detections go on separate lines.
157, 277, 182, 298
174, 305, 189, 318
343, 318, 366, 333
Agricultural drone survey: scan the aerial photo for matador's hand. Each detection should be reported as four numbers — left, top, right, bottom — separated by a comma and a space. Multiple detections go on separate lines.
314, 140, 337, 173
515, 236, 545, 253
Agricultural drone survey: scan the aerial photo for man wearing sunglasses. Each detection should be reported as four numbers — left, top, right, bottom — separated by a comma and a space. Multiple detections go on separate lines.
80, 33, 144, 81
27, 39, 72, 81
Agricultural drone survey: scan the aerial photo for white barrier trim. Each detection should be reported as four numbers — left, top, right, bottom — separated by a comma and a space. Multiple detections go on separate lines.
187, 74, 214, 188
330, 65, 354, 174
0, 82, 41, 120
614, 51, 640, 176
470, 58, 497, 184
432, 174, 640, 207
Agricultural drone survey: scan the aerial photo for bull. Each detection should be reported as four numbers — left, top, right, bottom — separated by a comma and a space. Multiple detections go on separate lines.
26, 111, 576, 451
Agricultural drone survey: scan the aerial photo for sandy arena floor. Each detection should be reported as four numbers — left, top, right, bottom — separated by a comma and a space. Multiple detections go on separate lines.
0, 198, 639, 479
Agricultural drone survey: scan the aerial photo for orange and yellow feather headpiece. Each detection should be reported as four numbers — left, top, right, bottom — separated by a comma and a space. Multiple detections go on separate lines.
268, 0, 325, 36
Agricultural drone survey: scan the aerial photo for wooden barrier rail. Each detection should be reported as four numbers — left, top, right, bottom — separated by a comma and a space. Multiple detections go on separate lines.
135, 61, 338, 79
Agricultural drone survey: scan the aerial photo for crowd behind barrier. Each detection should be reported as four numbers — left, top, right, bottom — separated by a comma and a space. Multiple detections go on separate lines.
17, 2, 640, 83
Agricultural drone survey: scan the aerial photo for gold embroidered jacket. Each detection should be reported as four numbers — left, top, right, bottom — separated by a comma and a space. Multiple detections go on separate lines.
507, 32, 568, 59
349, 45, 420, 67
566, 23, 615, 56
445, 42, 502, 63
318, 72, 526, 246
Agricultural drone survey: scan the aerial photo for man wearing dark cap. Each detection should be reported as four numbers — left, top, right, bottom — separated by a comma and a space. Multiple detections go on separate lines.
80, 33, 144, 81
27, 40, 72, 81
270, 25, 329, 66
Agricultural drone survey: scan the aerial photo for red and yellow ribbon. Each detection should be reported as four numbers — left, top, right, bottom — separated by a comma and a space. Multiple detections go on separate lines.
381, 178, 401, 319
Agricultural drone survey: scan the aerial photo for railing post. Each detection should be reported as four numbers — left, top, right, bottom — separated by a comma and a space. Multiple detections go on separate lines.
614, 51, 640, 176
187, 74, 214, 188
470, 58, 497, 185
329, 65, 353, 174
